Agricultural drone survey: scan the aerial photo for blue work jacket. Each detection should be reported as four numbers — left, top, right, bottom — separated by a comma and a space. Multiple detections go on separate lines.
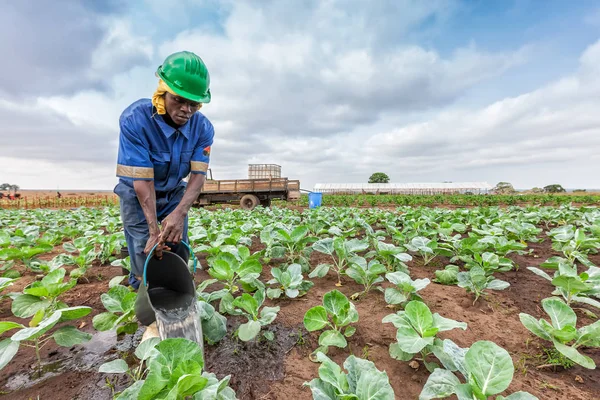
114, 99, 214, 195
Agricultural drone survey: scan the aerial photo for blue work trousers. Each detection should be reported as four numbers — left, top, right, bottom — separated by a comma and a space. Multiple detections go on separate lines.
114, 182, 189, 289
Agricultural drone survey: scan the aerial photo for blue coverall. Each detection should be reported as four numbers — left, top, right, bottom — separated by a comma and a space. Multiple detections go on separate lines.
113, 99, 214, 289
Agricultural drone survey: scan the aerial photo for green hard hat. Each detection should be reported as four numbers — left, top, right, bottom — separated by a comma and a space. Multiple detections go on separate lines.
156, 51, 211, 103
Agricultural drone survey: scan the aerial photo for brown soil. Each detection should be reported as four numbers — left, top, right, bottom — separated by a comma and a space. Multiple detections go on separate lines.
1, 228, 600, 399
203, 318, 304, 399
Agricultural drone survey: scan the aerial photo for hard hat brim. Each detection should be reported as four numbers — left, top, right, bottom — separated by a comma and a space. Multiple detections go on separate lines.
157, 69, 212, 104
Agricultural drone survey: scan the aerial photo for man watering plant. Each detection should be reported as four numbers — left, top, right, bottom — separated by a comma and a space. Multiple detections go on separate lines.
114, 51, 214, 290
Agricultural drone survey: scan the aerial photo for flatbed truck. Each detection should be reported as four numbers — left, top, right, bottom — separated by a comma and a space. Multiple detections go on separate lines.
193, 167, 300, 210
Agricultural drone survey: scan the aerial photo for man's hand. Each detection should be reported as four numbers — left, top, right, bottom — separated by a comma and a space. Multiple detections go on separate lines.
155, 173, 206, 247
134, 180, 170, 258
144, 233, 171, 259
160, 209, 186, 244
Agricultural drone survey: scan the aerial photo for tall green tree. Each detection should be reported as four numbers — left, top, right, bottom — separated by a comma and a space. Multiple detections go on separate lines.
369, 172, 390, 183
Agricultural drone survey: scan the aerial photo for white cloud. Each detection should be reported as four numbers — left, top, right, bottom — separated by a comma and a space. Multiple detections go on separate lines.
0, 1, 151, 97
159, 2, 528, 146
359, 40, 600, 188
1, 0, 599, 191
87, 19, 154, 82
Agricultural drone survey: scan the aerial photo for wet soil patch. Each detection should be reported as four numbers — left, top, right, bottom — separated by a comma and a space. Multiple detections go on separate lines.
204, 318, 305, 399
0, 329, 122, 400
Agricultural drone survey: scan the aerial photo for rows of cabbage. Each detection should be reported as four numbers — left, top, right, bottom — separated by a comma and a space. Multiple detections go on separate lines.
0, 204, 599, 399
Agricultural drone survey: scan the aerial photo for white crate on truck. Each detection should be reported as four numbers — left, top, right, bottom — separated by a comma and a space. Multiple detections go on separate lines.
248, 164, 281, 179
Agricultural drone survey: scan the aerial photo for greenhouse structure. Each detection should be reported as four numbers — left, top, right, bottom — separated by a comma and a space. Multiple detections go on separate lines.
312, 182, 493, 195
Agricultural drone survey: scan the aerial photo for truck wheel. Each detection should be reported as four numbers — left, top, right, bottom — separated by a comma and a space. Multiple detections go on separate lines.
260, 198, 272, 208
240, 194, 260, 210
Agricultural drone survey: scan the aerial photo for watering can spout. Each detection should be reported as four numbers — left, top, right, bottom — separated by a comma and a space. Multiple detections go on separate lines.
135, 241, 203, 352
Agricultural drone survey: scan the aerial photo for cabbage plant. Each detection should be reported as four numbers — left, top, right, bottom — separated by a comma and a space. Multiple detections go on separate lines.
528, 257, 600, 309
62, 237, 99, 278
269, 225, 317, 270
483, 236, 529, 257
548, 226, 600, 267
420, 339, 538, 400
303, 290, 359, 358
266, 263, 313, 299
208, 251, 262, 294
438, 237, 487, 264
519, 297, 599, 369
310, 237, 369, 286
100, 338, 236, 399
197, 300, 228, 344
365, 240, 412, 273
0, 242, 54, 271
457, 267, 509, 303
92, 284, 138, 335
98, 232, 125, 264
227, 289, 280, 341
346, 256, 387, 299
195, 280, 238, 344
381, 271, 430, 306
383, 300, 466, 372
196, 279, 229, 304
11, 267, 77, 320
464, 252, 514, 274
434, 265, 460, 285
0, 306, 92, 373
405, 236, 443, 265
303, 352, 395, 399
503, 221, 541, 243
435, 221, 467, 239
0, 277, 15, 299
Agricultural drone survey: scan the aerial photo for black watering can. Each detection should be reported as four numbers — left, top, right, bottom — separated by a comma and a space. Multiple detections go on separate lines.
134, 241, 203, 351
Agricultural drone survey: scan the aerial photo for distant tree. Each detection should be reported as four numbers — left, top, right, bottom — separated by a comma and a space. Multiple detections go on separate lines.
530, 187, 544, 194
0, 183, 19, 193
544, 184, 566, 193
492, 182, 516, 194
368, 172, 390, 184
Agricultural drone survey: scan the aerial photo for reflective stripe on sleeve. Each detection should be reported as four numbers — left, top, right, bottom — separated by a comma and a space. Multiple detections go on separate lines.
190, 161, 209, 173
116, 164, 154, 179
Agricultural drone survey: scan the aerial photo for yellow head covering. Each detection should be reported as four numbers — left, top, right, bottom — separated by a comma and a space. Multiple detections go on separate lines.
151, 79, 202, 115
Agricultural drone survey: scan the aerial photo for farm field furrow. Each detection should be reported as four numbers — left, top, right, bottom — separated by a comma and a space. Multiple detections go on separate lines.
0, 204, 599, 400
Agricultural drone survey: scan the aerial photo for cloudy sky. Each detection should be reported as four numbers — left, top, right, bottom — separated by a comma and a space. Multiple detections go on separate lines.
2, 0, 599, 191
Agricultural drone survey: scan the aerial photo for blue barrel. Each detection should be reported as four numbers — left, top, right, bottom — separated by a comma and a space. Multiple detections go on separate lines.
308, 192, 323, 208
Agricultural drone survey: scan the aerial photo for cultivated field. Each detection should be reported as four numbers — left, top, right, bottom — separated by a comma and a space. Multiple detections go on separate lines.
0, 202, 599, 399
2, 191, 600, 210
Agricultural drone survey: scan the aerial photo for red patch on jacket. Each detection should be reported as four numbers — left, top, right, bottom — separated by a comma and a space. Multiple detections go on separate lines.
203, 146, 211, 157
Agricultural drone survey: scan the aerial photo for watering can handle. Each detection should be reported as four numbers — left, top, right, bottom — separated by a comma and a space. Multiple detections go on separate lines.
142, 240, 197, 287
